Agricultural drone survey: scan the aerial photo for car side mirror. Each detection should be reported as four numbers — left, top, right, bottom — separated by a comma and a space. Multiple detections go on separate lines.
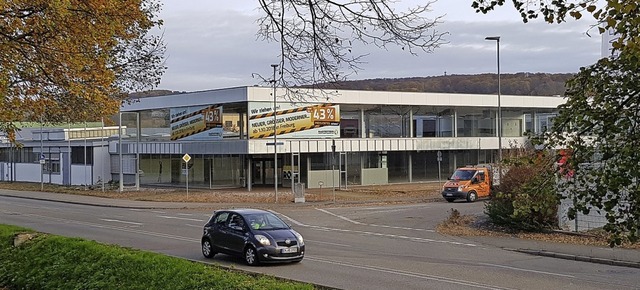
471, 177, 478, 184
230, 225, 243, 231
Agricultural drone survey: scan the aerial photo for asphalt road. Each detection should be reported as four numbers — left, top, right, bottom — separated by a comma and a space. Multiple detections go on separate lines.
1, 195, 639, 290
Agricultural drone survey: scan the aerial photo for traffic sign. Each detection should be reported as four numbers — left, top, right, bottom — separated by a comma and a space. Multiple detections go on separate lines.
182, 153, 191, 163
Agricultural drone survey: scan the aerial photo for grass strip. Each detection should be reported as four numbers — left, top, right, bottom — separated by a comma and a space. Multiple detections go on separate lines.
0, 224, 315, 290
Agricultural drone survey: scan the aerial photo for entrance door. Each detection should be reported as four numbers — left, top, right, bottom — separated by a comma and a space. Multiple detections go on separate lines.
251, 158, 280, 186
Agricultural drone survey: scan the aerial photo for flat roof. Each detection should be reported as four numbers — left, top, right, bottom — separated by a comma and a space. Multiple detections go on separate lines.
121, 86, 565, 112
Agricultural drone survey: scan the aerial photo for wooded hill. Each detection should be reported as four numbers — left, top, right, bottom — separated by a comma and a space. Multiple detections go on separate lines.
137, 73, 572, 98
313, 73, 573, 96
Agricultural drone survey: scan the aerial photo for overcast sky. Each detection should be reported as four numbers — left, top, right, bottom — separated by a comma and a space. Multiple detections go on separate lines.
156, 1, 603, 92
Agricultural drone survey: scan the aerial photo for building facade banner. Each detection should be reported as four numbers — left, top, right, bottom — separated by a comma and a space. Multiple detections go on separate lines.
170, 105, 223, 140
248, 102, 340, 139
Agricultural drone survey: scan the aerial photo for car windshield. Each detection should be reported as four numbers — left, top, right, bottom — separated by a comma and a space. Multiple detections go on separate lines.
245, 212, 289, 230
450, 169, 476, 181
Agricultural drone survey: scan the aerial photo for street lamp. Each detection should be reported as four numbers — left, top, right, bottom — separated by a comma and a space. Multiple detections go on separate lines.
485, 36, 502, 184
485, 36, 502, 163
271, 64, 279, 203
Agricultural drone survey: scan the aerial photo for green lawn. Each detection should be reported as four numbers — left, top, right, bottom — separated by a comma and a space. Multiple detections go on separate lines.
0, 224, 316, 290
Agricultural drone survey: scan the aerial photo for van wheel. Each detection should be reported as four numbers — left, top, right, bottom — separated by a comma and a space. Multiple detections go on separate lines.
445, 198, 455, 203
466, 191, 478, 202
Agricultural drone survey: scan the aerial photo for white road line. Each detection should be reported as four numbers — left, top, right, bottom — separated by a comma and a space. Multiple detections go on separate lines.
316, 208, 365, 224
316, 208, 435, 232
156, 215, 204, 222
307, 256, 514, 290
185, 224, 203, 228
99, 219, 143, 226
478, 263, 575, 278
14, 212, 199, 243
176, 213, 193, 216
306, 239, 352, 247
271, 210, 475, 247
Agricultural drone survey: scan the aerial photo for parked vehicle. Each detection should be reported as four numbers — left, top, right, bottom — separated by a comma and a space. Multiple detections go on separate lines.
441, 165, 496, 202
201, 208, 304, 265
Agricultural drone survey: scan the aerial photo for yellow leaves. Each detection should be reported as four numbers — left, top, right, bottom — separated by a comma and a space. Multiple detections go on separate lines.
0, 0, 164, 130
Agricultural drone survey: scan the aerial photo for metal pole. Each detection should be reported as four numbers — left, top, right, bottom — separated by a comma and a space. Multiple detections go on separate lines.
119, 112, 123, 192
84, 121, 87, 188
101, 117, 105, 192
186, 160, 189, 198
135, 112, 140, 191
40, 117, 44, 191
332, 139, 336, 203
271, 64, 278, 203
485, 36, 502, 182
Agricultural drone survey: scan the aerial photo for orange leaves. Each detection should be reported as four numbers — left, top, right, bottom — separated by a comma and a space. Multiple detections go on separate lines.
0, 0, 164, 136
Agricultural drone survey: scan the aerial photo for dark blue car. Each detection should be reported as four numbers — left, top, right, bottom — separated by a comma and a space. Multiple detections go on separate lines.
201, 209, 305, 265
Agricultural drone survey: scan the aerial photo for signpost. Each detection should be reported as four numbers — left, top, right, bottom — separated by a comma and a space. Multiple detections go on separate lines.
182, 153, 191, 198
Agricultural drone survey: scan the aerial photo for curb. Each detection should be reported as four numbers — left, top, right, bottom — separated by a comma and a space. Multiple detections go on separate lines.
508, 248, 640, 269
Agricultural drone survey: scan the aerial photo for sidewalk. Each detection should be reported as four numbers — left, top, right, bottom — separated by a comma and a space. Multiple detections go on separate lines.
1, 188, 639, 269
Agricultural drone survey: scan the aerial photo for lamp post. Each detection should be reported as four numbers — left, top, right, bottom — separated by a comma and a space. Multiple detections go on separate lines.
485, 36, 502, 183
485, 36, 502, 162
271, 64, 278, 203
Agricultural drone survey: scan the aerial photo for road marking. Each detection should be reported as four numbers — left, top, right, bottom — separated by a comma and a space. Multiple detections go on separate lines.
186, 224, 203, 228
307, 256, 514, 290
156, 215, 204, 222
306, 239, 352, 247
14, 212, 199, 243
478, 263, 575, 278
99, 219, 143, 226
316, 208, 435, 232
316, 208, 365, 224
271, 210, 475, 247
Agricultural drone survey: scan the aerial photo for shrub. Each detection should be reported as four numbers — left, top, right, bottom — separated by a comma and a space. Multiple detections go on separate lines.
485, 148, 560, 231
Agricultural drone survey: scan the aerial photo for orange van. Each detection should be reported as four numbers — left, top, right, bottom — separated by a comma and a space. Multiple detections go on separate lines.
441, 166, 493, 202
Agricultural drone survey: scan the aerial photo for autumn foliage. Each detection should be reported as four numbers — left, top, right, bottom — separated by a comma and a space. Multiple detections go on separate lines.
0, 0, 165, 141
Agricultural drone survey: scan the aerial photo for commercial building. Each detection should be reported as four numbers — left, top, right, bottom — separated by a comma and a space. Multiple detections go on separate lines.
0, 86, 563, 190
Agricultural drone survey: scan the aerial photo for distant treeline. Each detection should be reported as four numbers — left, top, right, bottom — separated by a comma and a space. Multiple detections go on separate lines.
311, 73, 573, 96
136, 73, 573, 98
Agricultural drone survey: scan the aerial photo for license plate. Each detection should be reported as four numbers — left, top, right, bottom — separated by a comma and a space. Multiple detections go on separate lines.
446, 193, 453, 196
281, 247, 298, 254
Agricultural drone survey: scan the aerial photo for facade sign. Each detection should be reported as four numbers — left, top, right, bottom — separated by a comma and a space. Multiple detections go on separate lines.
248, 102, 341, 139
170, 105, 223, 140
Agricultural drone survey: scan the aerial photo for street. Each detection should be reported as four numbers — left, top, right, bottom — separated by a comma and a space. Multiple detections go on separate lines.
1, 195, 638, 290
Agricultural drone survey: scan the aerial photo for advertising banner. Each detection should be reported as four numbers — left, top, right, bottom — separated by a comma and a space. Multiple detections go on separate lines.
170, 105, 223, 140
249, 102, 340, 139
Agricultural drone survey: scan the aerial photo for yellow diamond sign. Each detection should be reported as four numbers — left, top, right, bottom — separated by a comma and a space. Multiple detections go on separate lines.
182, 153, 191, 163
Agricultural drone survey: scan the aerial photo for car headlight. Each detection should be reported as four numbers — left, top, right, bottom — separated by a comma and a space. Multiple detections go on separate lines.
292, 230, 304, 245
254, 234, 271, 246
457, 185, 466, 191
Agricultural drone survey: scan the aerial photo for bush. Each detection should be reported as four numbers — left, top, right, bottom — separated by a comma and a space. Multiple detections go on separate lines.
485, 149, 560, 231
0, 225, 315, 290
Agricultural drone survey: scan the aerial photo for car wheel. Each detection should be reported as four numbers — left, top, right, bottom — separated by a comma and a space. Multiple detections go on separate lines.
466, 191, 478, 202
201, 238, 216, 259
244, 246, 259, 266
445, 198, 455, 203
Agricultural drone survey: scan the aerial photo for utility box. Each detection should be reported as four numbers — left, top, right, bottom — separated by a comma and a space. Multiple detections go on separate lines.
293, 183, 305, 203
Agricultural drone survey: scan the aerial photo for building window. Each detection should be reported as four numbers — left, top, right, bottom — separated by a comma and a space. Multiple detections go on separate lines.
71, 147, 93, 165
43, 153, 61, 174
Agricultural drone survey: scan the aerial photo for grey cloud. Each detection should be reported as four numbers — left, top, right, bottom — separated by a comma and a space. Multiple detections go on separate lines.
157, 10, 602, 91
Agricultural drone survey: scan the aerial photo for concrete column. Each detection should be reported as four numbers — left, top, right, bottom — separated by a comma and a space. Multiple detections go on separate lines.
409, 109, 414, 138
360, 109, 366, 138
246, 156, 252, 191
408, 152, 413, 182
